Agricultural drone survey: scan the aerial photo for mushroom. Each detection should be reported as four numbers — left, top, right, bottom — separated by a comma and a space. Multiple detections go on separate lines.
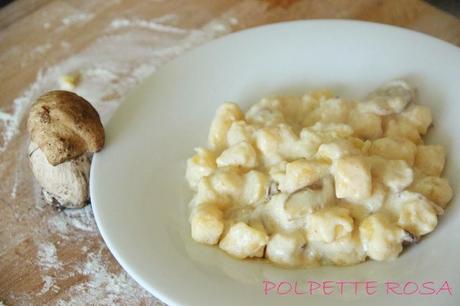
27, 90, 105, 208
359, 80, 415, 115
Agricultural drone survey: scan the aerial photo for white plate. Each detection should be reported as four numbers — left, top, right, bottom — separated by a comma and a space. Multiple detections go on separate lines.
91, 20, 460, 306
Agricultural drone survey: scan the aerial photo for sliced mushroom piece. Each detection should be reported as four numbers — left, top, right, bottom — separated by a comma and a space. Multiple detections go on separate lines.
359, 80, 415, 115
265, 180, 280, 200
402, 230, 420, 246
284, 176, 335, 218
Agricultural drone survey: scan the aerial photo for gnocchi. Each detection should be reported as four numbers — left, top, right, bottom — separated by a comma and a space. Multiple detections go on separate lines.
185, 80, 453, 267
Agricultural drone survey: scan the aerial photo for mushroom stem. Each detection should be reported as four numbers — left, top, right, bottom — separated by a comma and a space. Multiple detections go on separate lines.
28, 141, 91, 209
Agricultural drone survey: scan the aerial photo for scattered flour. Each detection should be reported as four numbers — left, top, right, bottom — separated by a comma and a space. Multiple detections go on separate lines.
47, 214, 70, 235
37, 242, 62, 270
10, 170, 19, 199
62, 205, 97, 232
0, 15, 237, 149
0, 69, 47, 152
110, 18, 187, 34
39, 275, 56, 295
47, 205, 98, 235
61, 13, 95, 27
0, 9, 238, 305
56, 250, 159, 306
31, 43, 52, 55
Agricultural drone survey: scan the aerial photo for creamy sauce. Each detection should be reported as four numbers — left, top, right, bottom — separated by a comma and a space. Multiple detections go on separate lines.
185, 80, 453, 267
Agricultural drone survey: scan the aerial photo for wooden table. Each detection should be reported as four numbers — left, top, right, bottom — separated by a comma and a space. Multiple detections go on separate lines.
0, 0, 459, 305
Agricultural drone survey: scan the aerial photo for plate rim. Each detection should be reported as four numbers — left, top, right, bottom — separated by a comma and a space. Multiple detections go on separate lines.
90, 19, 460, 306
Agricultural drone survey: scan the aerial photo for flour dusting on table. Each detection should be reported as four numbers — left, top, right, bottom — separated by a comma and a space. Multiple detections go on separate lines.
56, 250, 154, 306
37, 242, 62, 270
0, 11, 238, 305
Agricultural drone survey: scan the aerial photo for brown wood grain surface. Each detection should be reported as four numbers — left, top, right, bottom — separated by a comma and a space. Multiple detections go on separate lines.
0, 0, 459, 305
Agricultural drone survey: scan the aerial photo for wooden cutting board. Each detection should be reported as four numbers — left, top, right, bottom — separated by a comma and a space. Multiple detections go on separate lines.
0, 0, 459, 305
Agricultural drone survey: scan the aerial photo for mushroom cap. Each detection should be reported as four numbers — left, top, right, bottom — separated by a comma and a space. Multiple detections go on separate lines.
27, 90, 105, 166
